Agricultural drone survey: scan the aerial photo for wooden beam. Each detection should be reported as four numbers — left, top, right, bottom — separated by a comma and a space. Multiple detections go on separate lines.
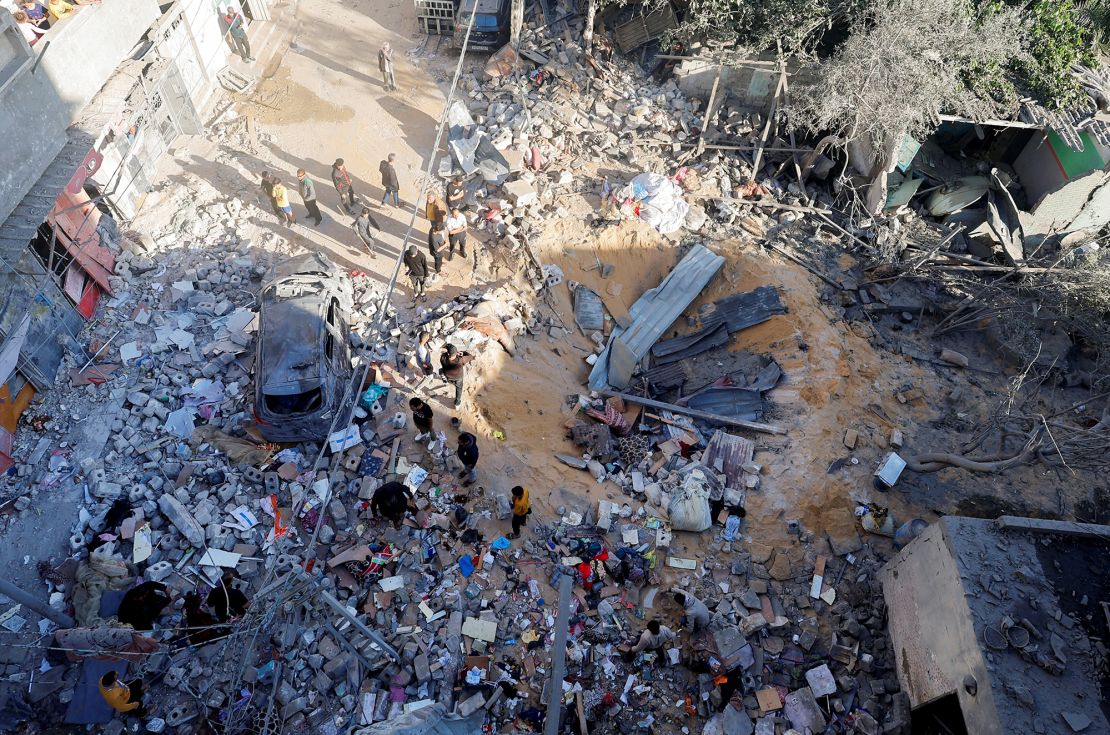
599, 390, 786, 435
695, 63, 724, 158
751, 71, 785, 175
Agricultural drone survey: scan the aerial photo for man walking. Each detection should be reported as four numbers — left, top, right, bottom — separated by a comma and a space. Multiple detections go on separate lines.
353, 207, 382, 257
440, 344, 472, 408
456, 432, 478, 487
380, 153, 400, 207
332, 158, 356, 213
378, 42, 397, 91
508, 485, 530, 539
223, 7, 253, 62
403, 244, 429, 303
445, 207, 467, 261
296, 169, 323, 225
271, 179, 295, 226
427, 220, 445, 276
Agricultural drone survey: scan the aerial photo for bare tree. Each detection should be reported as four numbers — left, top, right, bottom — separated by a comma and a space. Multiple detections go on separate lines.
789, 0, 1029, 163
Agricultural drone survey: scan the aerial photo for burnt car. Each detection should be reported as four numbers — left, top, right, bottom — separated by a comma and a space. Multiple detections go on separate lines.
253, 253, 355, 442
452, 0, 511, 52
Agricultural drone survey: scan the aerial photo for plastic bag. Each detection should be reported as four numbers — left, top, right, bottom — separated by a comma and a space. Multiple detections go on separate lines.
667, 469, 713, 532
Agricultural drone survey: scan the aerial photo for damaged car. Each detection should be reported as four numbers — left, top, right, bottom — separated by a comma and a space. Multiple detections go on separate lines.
253, 253, 356, 442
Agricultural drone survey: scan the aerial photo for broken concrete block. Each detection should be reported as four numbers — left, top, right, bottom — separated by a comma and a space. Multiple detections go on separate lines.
502, 179, 538, 207
843, 429, 858, 450
456, 692, 485, 717
939, 348, 969, 368
784, 687, 827, 732
739, 612, 768, 637
158, 495, 205, 547
889, 430, 903, 449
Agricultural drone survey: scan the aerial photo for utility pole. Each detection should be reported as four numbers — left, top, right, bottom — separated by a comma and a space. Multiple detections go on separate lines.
0, 578, 75, 628
510, 0, 523, 46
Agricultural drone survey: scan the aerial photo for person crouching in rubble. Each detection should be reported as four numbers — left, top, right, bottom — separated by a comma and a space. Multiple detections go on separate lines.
99, 670, 147, 717
371, 481, 415, 529
671, 590, 711, 633
208, 571, 250, 623
622, 619, 676, 662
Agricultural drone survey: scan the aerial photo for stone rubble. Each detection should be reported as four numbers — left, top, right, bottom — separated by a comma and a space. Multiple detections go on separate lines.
0, 15, 923, 735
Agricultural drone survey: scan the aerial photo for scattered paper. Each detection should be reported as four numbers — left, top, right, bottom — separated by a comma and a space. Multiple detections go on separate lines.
379, 575, 405, 592
198, 549, 241, 568
132, 523, 153, 563
622, 528, 639, 544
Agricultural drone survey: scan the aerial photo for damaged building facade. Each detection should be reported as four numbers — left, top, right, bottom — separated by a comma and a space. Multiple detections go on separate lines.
881, 516, 1110, 735
0, 0, 236, 471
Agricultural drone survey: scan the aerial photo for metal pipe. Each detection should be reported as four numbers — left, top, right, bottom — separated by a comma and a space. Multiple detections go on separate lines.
0, 578, 75, 627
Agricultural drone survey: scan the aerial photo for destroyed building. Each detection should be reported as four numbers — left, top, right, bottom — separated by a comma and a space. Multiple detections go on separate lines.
881, 516, 1110, 735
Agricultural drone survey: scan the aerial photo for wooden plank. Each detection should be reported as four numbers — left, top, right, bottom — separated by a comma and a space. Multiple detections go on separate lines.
599, 390, 786, 435
575, 691, 589, 735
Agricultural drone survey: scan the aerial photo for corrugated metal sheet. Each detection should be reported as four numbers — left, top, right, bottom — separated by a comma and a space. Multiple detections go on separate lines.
651, 323, 729, 364
682, 386, 763, 422
613, 3, 677, 53
588, 244, 725, 391
643, 361, 689, 390
700, 285, 785, 334
703, 430, 755, 490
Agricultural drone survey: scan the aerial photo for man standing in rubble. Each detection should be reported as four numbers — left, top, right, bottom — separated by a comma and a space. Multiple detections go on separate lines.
378, 41, 397, 91
456, 432, 479, 487
445, 207, 468, 261
353, 207, 382, 257
403, 244, 429, 303
332, 158, 356, 214
440, 344, 472, 408
427, 220, 446, 277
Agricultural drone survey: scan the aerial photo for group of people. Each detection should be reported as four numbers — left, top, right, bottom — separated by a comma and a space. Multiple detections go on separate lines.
96, 570, 250, 718
401, 179, 470, 304
12, 0, 99, 45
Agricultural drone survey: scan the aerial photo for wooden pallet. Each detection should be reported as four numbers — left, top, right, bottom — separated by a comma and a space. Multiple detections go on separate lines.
415, 0, 455, 35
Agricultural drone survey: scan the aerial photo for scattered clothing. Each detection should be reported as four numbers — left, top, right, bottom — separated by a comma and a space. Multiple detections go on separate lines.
47, 0, 74, 22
